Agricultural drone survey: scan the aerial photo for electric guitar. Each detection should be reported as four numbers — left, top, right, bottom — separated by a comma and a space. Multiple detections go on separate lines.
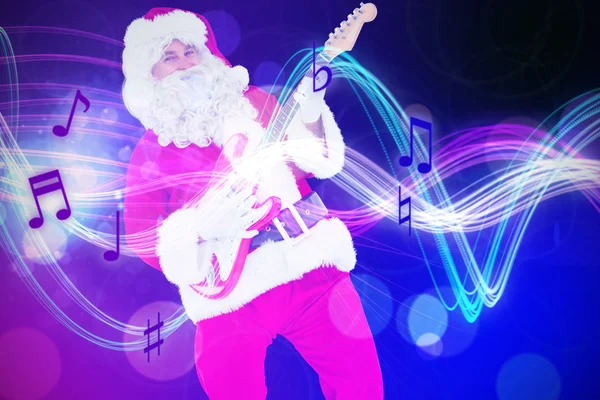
190, 2, 378, 299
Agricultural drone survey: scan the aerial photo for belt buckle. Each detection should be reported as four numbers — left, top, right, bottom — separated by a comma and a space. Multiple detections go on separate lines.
272, 203, 311, 247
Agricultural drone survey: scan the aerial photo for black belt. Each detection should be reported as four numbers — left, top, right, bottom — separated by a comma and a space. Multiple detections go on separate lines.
249, 191, 328, 251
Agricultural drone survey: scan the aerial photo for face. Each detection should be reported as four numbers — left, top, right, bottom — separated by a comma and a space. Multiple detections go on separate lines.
151, 39, 201, 80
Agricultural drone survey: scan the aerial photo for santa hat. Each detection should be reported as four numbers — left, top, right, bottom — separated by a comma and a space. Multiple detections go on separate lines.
122, 8, 249, 127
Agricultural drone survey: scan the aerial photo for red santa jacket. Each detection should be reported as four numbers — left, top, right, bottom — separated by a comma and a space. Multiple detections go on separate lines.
123, 85, 356, 322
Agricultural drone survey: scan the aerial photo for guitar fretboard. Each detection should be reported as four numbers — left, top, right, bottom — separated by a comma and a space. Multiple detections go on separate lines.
261, 51, 332, 145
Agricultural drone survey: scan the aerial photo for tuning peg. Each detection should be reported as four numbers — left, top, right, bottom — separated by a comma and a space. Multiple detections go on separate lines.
360, 2, 365, 6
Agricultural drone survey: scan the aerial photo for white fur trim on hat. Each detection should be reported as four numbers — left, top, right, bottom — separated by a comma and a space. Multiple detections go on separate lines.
122, 10, 209, 82
124, 10, 208, 52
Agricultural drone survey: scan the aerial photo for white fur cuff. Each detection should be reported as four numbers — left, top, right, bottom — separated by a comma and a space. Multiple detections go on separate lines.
156, 207, 214, 286
286, 102, 346, 179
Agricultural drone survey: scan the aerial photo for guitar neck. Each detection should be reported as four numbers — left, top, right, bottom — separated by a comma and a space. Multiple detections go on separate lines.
262, 51, 332, 145
260, 2, 378, 144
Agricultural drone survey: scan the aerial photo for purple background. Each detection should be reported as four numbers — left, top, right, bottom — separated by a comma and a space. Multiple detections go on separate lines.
1, 0, 600, 399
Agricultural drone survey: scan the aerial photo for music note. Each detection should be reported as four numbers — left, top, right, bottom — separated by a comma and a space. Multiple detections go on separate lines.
28, 169, 72, 229
52, 90, 91, 137
312, 42, 332, 92
144, 312, 165, 363
103, 210, 120, 261
399, 186, 411, 236
399, 117, 433, 174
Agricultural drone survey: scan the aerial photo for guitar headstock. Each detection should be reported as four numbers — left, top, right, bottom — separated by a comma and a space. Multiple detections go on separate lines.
323, 2, 377, 61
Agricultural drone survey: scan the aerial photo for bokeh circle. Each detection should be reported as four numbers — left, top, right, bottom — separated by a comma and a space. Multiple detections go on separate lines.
123, 301, 196, 381
328, 273, 393, 339
0, 328, 62, 400
203, 11, 241, 57
496, 353, 561, 400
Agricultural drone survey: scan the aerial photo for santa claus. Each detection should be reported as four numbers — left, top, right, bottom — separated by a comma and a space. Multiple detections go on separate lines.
122, 7, 383, 399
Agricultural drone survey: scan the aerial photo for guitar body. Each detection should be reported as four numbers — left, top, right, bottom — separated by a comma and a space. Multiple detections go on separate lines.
190, 133, 282, 299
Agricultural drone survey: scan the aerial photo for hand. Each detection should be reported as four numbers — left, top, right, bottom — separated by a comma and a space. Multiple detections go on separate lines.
198, 183, 270, 241
293, 75, 327, 123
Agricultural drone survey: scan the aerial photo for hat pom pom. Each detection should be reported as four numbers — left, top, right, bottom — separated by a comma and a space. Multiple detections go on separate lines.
230, 65, 249, 88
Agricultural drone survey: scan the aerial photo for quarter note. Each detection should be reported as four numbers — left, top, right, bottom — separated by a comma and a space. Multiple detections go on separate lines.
52, 90, 91, 137
28, 169, 71, 229
312, 42, 332, 92
399, 117, 432, 174
103, 210, 120, 261
399, 186, 411, 236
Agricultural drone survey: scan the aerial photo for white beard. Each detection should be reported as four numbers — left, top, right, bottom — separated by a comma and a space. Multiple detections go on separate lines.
143, 54, 258, 149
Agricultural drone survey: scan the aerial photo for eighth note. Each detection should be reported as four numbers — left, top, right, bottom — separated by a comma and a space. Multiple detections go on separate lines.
28, 169, 71, 229
53, 90, 91, 137
399, 117, 432, 174
103, 210, 120, 261
399, 186, 411, 236
312, 42, 332, 92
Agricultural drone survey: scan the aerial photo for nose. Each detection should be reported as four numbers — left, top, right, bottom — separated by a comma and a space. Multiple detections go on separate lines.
177, 59, 194, 71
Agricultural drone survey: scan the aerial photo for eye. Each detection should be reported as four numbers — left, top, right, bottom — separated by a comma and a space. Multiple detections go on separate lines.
164, 56, 175, 62
185, 50, 196, 56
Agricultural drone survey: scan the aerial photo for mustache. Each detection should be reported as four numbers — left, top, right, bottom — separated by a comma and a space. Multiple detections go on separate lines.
165, 65, 207, 83
155, 70, 216, 107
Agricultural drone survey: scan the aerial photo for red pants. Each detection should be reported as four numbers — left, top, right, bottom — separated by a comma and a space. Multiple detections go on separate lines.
194, 268, 384, 399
